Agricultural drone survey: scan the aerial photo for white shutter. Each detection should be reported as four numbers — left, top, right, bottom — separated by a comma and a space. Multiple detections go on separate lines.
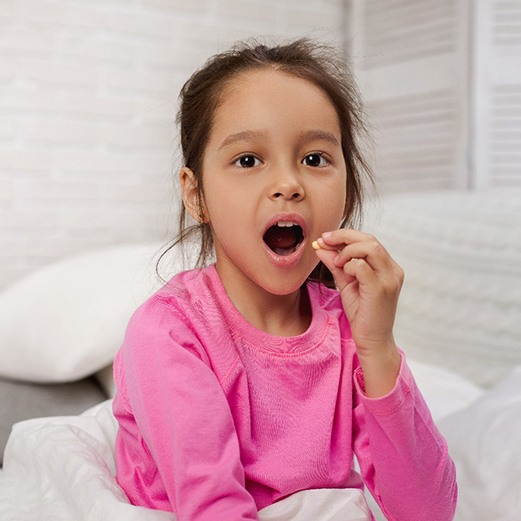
351, 0, 471, 192
473, 0, 521, 188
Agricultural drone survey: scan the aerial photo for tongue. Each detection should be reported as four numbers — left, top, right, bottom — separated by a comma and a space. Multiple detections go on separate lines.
264, 226, 297, 253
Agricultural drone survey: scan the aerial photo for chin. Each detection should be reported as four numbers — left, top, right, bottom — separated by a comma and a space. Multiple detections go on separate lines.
259, 273, 309, 297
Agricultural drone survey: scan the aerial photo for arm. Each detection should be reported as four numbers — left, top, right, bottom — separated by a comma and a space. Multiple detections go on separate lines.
353, 357, 457, 521
315, 230, 457, 520
314, 230, 402, 398
119, 302, 259, 521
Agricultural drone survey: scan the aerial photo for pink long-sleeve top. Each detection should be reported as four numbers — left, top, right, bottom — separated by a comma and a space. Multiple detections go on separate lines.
113, 265, 457, 521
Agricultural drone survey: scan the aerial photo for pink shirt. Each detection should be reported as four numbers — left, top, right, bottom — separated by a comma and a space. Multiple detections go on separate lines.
113, 266, 456, 520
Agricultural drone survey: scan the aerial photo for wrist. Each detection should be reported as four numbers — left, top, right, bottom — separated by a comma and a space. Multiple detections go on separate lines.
356, 342, 401, 398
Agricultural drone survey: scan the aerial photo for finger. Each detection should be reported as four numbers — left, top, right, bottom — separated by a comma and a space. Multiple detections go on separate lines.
311, 231, 372, 253
312, 228, 374, 251
313, 235, 381, 289
342, 257, 377, 287
314, 247, 357, 289
312, 238, 338, 252
319, 229, 375, 248
343, 254, 404, 304
315, 230, 402, 279
333, 240, 394, 273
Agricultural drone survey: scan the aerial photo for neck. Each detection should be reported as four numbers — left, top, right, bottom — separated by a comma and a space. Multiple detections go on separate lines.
215, 263, 311, 337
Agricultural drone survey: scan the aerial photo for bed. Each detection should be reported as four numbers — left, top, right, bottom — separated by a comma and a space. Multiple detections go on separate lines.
1, 189, 520, 520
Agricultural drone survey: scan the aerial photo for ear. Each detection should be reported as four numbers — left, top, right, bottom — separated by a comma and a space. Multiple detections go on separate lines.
180, 167, 207, 223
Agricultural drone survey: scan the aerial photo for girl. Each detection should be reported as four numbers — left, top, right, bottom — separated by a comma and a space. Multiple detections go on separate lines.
112, 39, 457, 521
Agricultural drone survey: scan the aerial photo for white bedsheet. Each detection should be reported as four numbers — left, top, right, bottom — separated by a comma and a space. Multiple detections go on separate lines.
0, 401, 370, 521
4, 361, 518, 521
0, 401, 167, 521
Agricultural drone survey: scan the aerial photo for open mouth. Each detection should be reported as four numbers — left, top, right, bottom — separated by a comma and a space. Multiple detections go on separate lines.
263, 221, 304, 256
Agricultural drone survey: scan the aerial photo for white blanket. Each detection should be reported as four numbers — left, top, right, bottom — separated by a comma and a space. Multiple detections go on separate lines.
0, 401, 370, 521
6, 361, 519, 521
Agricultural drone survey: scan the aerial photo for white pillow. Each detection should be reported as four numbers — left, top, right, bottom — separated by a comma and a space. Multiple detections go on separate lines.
407, 359, 483, 421
438, 366, 521, 521
0, 242, 185, 383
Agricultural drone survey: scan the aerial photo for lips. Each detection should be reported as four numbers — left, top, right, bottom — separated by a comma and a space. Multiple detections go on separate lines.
262, 214, 307, 260
263, 222, 304, 255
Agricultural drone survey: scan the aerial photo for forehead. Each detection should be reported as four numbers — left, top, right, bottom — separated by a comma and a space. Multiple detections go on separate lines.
210, 68, 341, 141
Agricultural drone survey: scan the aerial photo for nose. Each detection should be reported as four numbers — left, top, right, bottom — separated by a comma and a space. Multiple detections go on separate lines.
269, 168, 305, 202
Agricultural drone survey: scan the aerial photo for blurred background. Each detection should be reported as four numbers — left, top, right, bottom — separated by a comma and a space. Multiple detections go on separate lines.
1, 0, 520, 291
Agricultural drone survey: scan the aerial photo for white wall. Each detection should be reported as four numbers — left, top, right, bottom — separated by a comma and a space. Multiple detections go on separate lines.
0, 0, 346, 291
348, 0, 471, 193
472, 0, 521, 190
349, 0, 521, 193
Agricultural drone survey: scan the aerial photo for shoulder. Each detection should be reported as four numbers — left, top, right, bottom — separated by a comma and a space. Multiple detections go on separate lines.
131, 266, 215, 324
114, 268, 218, 395
121, 267, 220, 360
114, 266, 240, 403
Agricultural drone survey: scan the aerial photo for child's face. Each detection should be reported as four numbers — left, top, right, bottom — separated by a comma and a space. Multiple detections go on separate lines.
184, 68, 347, 298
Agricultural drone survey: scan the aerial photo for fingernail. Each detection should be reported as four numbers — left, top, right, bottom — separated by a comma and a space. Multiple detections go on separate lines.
322, 231, 332, 239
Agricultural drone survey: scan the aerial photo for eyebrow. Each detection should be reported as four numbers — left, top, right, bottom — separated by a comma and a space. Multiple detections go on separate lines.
218, 130, 265, 151
298, 130, 341, 147
217, 128, 341, 151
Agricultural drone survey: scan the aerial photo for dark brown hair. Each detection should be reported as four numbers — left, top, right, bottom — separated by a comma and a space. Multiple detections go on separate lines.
160, 38, 373, 285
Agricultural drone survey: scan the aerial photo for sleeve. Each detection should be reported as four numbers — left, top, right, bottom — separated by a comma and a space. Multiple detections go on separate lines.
118, 299, 259, 521
352, 354, 457, 521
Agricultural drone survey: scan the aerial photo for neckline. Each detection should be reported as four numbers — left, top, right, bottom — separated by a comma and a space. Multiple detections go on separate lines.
206, 265, 330, 355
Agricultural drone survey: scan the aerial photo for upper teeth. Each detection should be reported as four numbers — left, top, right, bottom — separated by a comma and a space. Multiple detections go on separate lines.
277, 221, 298, 227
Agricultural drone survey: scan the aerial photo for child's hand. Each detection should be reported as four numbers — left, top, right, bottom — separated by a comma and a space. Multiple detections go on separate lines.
313, 229, 404, 396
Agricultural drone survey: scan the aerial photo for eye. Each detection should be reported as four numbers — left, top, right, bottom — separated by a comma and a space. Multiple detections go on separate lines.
234, 154, 261, 168
303, 153, 328, 167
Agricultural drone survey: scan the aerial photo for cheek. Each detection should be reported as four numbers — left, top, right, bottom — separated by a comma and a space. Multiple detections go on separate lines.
203, 190, 247, 244
322, 178, 347, 225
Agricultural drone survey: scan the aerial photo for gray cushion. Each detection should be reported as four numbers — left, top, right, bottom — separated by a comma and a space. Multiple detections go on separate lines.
0, 377, 107, 466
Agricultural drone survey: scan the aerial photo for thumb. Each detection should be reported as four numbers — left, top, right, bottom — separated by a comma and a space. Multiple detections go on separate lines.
314, 247, 354, 291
